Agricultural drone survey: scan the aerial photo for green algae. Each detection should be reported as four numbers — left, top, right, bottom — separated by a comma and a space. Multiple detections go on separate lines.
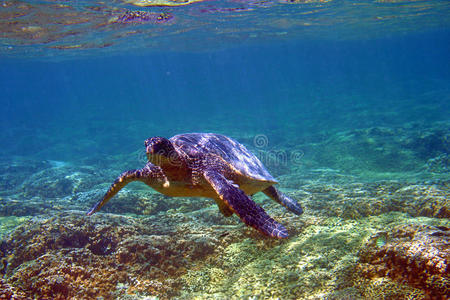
0, 215, 30, 239
375, 235, 387, 247
178, 212, 449, 299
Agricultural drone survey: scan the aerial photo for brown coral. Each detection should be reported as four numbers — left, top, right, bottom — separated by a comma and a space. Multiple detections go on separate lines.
0, 212, 220, 299
356, 224, 450, 298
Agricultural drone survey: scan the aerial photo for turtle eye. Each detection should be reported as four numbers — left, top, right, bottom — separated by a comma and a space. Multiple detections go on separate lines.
145, 137, 172, 156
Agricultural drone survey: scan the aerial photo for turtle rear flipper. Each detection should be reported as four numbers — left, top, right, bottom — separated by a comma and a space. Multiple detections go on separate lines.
263, 186, 303, 215
204, 170, 288, 238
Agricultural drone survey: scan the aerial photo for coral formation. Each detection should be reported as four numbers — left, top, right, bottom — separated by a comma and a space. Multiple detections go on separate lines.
0, 205, 448, 298
427, 154, 449, 174
0, 212, 220, 299
299, 180, 450, 220
356, 224, 449, 299
2, 153, 448, 222
294, 123, 450, 179
0, 123, 448, 298
177, 212, 449, 299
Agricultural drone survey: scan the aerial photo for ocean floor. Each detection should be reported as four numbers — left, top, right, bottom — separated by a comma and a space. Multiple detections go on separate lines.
0, 123, 448, 299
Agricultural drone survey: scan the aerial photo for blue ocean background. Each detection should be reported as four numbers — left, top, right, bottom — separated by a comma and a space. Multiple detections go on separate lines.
0, 1, 449, 298
2, 32, 448, 168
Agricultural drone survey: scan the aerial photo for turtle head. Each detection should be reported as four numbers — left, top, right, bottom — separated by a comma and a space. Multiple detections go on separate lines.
145, 137, 178, 166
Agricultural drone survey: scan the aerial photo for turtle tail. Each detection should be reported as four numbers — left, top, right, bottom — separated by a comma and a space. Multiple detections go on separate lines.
86, 169, 143, 216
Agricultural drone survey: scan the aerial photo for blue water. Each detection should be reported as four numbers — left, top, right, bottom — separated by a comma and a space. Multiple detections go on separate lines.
1, 31, 449, 164
0, 1, 449, 298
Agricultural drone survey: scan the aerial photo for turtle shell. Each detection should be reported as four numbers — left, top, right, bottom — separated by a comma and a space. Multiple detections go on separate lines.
170, 133, 277, 183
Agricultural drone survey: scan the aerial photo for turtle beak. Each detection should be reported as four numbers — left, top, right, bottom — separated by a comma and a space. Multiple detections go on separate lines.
146, 146, 152, 155
145, 139, 154, 155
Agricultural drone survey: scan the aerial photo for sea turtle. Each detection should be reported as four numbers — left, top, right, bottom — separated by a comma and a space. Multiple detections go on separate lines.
87, 133, 303, 238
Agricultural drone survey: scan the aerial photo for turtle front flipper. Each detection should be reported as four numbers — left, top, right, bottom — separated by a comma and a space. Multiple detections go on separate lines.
204, 170, 288, 238
263, 186, 303, 215
87, 163, 166, 215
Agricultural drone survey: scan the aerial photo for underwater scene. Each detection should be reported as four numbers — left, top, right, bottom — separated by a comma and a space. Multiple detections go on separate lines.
0, 0, 449, 299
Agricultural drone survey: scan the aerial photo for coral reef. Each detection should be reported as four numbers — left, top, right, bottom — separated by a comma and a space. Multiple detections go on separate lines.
0, 162, 110, 216
0, 158, 50, 193
297, 179, 450, 220
177, 212, 449, 299
356, 224, 449, 299
2, 152, 448, 222
0, 208, 448, 298
0, 122, 448, 298
0, 216, 30, 240
0, 211, 222, 299
426, 154, 449, 174
0, 278, 16, 299
296, 123, 450, 179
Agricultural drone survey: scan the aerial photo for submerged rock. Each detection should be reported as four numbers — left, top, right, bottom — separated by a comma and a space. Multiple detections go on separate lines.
0, 208, 448, 299
298, 123, 450, 178
0, 158, 50, 193
0, 211, 220, 299
0, 122, 448, 298
426, 154, 449, 174
299, 180, 450, 220
356, 224, 449, 299
19, 166, 106, 199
